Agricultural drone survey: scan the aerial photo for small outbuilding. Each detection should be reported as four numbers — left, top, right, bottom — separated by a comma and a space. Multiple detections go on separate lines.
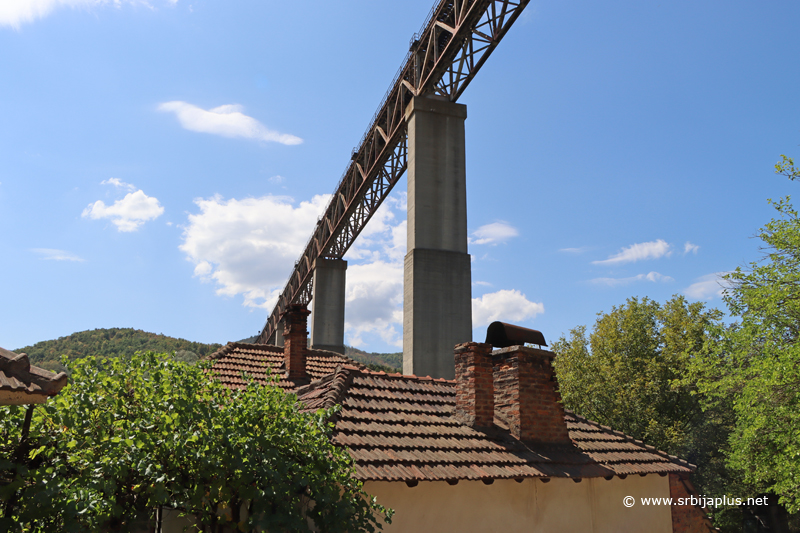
0, 347, 67, 406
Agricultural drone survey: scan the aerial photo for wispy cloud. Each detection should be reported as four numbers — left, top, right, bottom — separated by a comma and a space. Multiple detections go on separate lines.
472, 289, 544, 328
158, 101, 302, 145
684, 272, 731, 300
590, 271, 674, 287
1, 0, 177, 29
82, 180, 164, 232
684, 241, 700, 255
592, 239, 672, 265
559, 246, 589, 254
470, 221, 519, 245
30, 248, 84, 262
101, 177, 135, 191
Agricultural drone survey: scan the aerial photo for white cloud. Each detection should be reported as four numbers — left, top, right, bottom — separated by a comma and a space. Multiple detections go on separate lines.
684, 272, 732, 300
472, 281, 492, 287
1, 0, 176, 29
684, 241, 700, 255
341, 193, 407, 347
30, 248, 84, 262
592, 239, 672, 265
268, 175, 285, 184
179, 194, 329, 309
82, 183, 164, 232
470, 221, 519, 245
472, 289, 544, 328
179, 190, 412, 349
344, 261, 404, 348
590, 271, 674, 287
101, 177, 135, 191
158, 101, 302, 145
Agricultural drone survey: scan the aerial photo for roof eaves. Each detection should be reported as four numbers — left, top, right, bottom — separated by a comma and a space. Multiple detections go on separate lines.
564, 409, 697, 472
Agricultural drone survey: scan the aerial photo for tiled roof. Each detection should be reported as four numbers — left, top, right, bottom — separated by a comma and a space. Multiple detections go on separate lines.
296, 365, 695, 483
0, 347, 68, 404
205, 342, 365, 390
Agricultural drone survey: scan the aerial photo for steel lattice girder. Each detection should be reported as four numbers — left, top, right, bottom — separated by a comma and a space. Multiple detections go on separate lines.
257, 0, 529, 345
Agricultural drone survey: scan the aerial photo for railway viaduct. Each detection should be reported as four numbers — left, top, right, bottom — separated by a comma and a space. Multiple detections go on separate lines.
255, 0, 530, 380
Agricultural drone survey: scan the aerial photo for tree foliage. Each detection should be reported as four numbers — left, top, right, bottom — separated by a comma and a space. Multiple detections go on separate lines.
553, 295, 723, 455
551, 294, 739, 522
691, 155, 800, 513
1, 352, 390, 532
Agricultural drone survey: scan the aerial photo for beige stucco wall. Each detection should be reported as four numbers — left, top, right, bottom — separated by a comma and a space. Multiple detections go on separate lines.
364, 474, 673, 533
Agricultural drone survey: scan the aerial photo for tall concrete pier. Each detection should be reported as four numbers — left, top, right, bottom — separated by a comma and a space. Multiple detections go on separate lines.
310, 258, 347, 354
403, 96, 472, 380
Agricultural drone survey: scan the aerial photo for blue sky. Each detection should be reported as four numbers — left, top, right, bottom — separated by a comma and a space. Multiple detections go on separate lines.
2, 0, 799, 353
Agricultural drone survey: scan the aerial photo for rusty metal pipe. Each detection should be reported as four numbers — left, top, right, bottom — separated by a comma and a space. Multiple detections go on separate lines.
485, 322, 547, 348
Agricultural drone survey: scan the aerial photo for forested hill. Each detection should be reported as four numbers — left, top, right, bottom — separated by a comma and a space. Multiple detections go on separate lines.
13, 327, 402, 374
14, 328, 223, 372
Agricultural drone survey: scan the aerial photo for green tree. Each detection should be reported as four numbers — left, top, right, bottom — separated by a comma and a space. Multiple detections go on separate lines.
553, 295, 723, 455
1, 352, 390, 532
691, 155, 800, 514
552, 295, 739, 529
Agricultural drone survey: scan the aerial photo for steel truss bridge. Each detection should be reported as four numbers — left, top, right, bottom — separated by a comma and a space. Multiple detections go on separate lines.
256, 0, 530, 344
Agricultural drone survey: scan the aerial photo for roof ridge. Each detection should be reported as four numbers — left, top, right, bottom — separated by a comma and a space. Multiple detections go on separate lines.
205, 342, 286, 361
352, 366, 456, 384
322, 365, 356, 409
308, 352, 366, 372
204, 342, 237, 361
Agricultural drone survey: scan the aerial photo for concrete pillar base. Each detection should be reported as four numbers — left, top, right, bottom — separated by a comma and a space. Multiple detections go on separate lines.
403, 248, 472, 380
310, 258, 347, 354
310, 344, 346, 355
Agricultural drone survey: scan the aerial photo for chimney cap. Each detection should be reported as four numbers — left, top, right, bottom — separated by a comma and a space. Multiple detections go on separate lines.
485, 322, 547, 348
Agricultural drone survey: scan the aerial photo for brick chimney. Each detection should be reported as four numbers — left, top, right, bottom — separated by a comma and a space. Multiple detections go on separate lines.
493, 345, 571, 444
453, 342, 494, 429
282, 304, 311, 381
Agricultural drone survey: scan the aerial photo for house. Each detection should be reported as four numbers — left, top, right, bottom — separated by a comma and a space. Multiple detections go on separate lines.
206, 305, 714, 532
